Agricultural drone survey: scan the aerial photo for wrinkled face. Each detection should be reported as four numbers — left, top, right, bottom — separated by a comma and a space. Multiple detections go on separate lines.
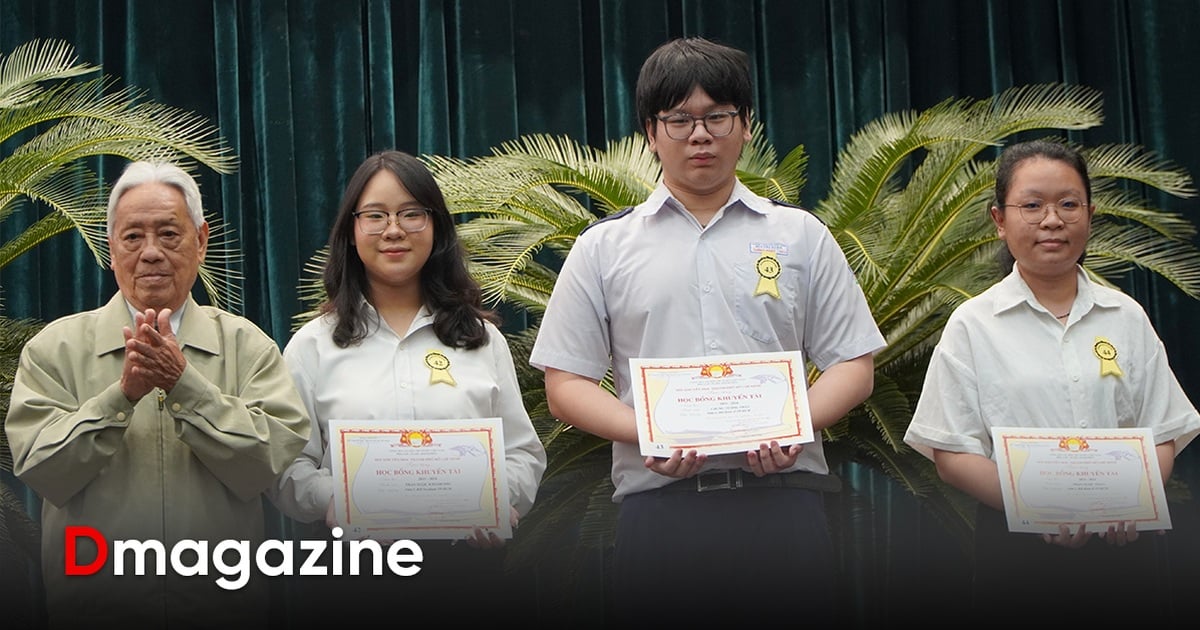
990, 156, 1093, 281
645, 85, 750, 199
108, 182, 208, 312
353, 169, 434, 294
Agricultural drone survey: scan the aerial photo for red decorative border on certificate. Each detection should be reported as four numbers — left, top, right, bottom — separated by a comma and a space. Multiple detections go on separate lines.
334, 424, 504, 534
992, 427, 1171, 533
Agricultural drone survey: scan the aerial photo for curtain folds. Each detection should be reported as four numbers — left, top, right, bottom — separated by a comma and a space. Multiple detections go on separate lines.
4, 0, 1196, 349
2, 0, 1199, 623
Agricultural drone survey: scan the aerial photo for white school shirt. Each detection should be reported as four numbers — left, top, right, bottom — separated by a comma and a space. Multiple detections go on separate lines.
530, 181, 886, 500
903, 265, 1200, 461
270, 303, 547, 523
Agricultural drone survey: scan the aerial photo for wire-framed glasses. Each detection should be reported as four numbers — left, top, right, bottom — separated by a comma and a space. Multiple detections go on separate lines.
1002, 199, 1087, 224
354, 208, 432, 234
655, 110, 739, 140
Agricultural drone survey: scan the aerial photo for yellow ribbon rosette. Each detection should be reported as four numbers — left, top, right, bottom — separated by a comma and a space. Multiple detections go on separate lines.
1093, 337, 1123, 377
754, 251, 781, 299
425, 350, 457, 386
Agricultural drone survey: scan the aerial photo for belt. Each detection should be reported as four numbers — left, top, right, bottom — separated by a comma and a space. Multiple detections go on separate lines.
657, 468, 842, 494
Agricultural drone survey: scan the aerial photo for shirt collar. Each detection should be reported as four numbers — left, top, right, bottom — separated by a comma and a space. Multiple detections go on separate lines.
990, 264, 1121, 317
643, 179, 770, 219
99, 293, 218, 357
123, 299, 186, 333
359, 297, 434, 337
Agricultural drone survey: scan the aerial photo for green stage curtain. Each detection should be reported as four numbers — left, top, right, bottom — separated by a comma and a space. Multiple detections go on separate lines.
2, 0, 1199, 625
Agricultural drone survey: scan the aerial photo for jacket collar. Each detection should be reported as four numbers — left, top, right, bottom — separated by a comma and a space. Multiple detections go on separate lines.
95, 293, 220, 357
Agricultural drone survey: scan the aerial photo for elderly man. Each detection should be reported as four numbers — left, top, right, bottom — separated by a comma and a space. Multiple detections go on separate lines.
5, 161, 309, 627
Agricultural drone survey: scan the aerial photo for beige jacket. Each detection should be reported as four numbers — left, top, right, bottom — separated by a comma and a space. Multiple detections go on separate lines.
6, 293, 310, 627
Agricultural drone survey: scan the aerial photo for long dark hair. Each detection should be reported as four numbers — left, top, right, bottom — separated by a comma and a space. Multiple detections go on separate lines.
321, 150, 496, 349
993, 139, 1091, 272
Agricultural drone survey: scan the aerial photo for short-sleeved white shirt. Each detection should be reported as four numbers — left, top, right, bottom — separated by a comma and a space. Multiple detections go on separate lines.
903, 265, 1200, 462
271, 303, 547, 523
530, 181, 886, 500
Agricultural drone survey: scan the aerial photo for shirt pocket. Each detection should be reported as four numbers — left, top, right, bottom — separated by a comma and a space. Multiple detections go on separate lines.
1112, 379, 1137, 428
732, 260, 793, 345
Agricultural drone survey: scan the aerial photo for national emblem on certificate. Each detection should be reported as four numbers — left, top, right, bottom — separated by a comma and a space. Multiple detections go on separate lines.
991, 426, 1172, 534
630, 350, 814, 457
328, 418, 511, 540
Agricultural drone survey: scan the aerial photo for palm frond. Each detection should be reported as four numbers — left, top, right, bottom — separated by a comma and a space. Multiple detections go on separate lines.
0, 38, 97, 110
0, 315, 45, 472
504, 447, 614, 573
0, 39, 240, 312
292, 246, 330, 332
1094, 191, 1196, 240
0, 208, 77, 270
1085, 221, 1200, 298
285, 83, 1200, 580
736, 121, 807, 203
978, 83, 1103, 138
1086, 143, 1197, 199
855, 373, 914, 452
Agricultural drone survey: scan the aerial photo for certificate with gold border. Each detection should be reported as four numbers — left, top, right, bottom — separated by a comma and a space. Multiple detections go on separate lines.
328, 418, 510, 540
991, 427, 1171, 534
630, 351, 813, 457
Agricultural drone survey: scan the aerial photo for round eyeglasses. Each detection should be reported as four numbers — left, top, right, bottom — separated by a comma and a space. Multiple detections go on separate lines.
1002, 199, 1087, 224
655, 110, 739, 140
354, 208, 431, 235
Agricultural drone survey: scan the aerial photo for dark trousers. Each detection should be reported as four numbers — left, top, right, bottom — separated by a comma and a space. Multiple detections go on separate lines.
610, 485, 835, 624
972, 504, 1175, 623
277, 532, 510, 626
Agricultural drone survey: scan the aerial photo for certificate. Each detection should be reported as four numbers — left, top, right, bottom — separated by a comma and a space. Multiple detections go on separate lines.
630, 350, 813, 457
991, 427, 1172, 534
328, 418, 511, 540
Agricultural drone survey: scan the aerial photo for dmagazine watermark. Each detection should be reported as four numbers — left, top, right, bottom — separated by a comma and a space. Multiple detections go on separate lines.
64, 526, 423, 590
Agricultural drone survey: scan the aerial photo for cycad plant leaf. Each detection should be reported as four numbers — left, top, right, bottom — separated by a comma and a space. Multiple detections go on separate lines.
855, 372, 914, 452
0, 210, 75, 271
0, 78, 235, 171
736, 121, 807, 203
1085, 221, 1200, 298
0, 39, 240, 311
1086, 142, 1197, 199
292, 245, 330, 331
0, 314, 44, 472
503, 448, 614, 585
286, 82, 1200, 569
0, 38, 96, 110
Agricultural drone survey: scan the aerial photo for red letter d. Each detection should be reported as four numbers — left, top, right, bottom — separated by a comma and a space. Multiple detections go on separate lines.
64, 526, 107, 575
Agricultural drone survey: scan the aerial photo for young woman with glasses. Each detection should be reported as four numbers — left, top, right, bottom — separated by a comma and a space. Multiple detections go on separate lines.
904, 139, 1198, 623
270, 150, 546, 622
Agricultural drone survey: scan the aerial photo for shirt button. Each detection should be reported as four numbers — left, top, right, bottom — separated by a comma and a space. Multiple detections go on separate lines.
399, 382, 410, 390
1079, 421, 1087, 428
1072, 375, 1079, 382
703, 283, 712, 293
116, 412, 127, 421
172, 403, 182, 412
709, 341, 718, 349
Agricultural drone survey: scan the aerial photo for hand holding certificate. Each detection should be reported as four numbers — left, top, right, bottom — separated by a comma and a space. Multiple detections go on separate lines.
630, 351, 814, 457
992, 427, 1172, 534
328, 418, 511, 541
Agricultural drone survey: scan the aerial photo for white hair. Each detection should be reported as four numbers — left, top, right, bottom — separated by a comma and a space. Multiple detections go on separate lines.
106, 161, 205, 235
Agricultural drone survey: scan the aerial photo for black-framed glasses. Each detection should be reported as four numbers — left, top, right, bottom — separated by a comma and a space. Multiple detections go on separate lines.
655, 110, 740, 140
353, 208, 431, 235
1002, 199, 1087, 224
